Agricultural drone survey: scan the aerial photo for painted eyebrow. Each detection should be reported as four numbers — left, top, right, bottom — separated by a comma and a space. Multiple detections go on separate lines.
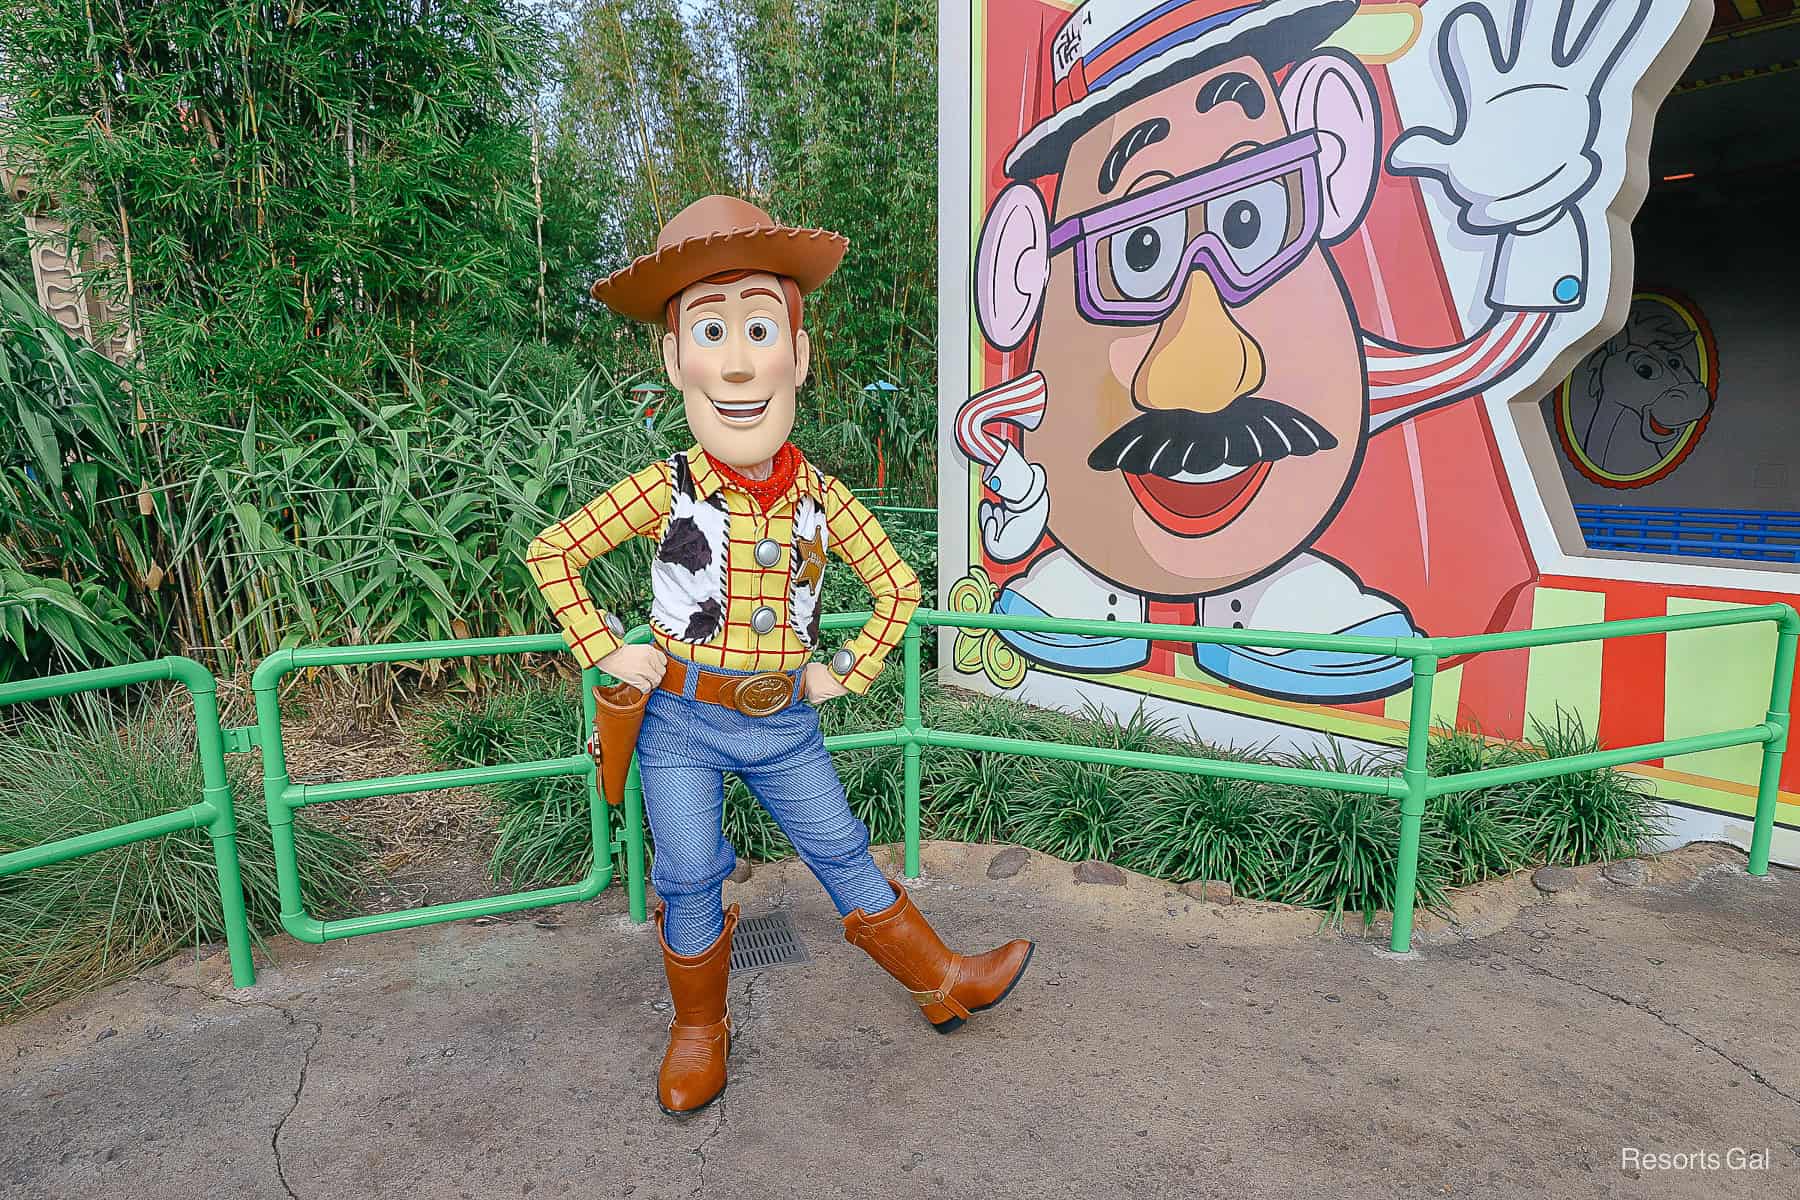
685, 293, 728, 310
1196, 72, 1266, 118
738, 286, 782, 302
1100, 117, 1171, 194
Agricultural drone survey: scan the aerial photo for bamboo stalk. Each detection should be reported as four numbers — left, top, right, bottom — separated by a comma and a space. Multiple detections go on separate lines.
531, 102, 546, 342
610, 5, 666, 229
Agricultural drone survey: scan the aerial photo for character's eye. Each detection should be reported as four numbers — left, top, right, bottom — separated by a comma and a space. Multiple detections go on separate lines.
1205, 178, 1289, 275
1106, 210, 1188, 300
691, 317, 728, 347
745, 317, 778, 347
1666, 355, 1682, 370
1634, 360, 1656, 379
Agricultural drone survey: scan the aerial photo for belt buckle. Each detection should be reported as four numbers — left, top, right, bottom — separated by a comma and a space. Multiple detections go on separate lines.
731, 671, 793, 717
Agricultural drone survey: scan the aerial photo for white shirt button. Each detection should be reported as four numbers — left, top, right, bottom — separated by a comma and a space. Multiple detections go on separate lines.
754, 537, 781, 567
750, 605, 778, 635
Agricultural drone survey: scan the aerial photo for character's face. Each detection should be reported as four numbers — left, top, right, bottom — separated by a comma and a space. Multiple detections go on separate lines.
1024, 54, 1378, 597
662, 272, 811, 468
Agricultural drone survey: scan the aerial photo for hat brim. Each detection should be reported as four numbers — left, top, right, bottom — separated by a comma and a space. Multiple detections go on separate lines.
1005, 0, 1357, 181
590, 225, 849, 323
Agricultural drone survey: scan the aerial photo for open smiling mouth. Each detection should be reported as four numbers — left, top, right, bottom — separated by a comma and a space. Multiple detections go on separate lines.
1087, 399, 1337, 538
710, 396, 771, 424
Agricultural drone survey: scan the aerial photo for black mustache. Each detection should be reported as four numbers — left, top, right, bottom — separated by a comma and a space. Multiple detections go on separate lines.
1087, 398, 1338, 478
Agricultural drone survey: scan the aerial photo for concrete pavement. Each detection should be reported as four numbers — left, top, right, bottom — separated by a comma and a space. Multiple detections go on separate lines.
4, 841, 1797, 1200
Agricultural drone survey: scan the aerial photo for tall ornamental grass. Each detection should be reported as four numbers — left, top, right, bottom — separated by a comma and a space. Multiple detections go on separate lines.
1, 694, 368, 1021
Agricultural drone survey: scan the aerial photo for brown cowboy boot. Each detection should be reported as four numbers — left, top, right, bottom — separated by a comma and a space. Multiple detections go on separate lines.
842, 878, 1033, 1033
655, 901, 738, 1115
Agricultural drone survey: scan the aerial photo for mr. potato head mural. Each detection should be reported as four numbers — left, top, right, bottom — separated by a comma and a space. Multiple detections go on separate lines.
951, 0, 1708, 703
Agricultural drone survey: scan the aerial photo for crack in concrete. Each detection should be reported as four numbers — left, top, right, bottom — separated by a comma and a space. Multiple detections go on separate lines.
144, 976, 325, 1198
688, 1093, 730, 1197
271, 1013, 323, 1200
1489, 946, 1800, 1110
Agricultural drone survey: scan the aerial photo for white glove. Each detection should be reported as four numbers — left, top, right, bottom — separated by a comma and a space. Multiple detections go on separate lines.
1387, 0, 1653, 308
980, 443, 1048, 562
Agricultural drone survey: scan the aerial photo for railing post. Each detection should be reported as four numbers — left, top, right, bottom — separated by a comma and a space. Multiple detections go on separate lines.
1749, 611, 1797, 876
1391, 653, 1438, 954
251, 650, 313, 942
902, 620, 923, 880
182, 663, 257, 988
623, 756, 648, 923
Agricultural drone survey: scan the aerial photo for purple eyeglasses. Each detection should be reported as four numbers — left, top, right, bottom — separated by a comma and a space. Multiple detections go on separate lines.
1047, 131, 1324, 325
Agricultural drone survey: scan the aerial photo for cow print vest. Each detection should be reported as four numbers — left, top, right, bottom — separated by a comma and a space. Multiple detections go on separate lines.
649, 451, 828, 649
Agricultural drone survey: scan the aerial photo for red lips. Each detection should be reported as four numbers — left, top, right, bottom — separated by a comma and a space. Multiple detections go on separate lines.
1124, 460, 1272, 537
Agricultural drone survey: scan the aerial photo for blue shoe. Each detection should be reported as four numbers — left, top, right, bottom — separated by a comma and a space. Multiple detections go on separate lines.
991, 587, 1150, 674
1193, 610, 1421, 701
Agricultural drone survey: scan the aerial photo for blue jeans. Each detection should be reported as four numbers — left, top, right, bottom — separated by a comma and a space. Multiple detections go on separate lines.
636, 657, 897, 954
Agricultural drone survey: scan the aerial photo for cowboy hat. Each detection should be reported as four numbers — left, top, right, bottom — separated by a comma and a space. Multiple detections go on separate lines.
590, 195, 849, 323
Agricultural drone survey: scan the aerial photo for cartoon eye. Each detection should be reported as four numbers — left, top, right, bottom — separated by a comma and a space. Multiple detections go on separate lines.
1204, 178, 1289, 275
1107, 210, 1188, 300
1665, 355, 1682, 370
745, 317, 778, 347
692, 318, 728, 347
1634, 360, 1656, 379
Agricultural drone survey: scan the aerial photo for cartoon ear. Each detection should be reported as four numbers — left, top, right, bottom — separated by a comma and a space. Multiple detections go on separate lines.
974, 181, 1050, 352
1278, 50, 1381, 244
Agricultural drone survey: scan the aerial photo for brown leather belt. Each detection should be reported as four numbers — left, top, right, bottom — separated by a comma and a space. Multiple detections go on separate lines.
659, 657, 799, 718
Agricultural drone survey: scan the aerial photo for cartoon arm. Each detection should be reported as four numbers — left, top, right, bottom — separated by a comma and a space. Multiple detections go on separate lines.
956, 371, 1050, 562
1363, 309, 1553, 432
1387, 0, 1654, 312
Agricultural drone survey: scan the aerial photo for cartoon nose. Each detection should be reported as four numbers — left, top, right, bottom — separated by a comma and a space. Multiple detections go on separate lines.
1133, 274, 1265, 413
722, 338, 756, 383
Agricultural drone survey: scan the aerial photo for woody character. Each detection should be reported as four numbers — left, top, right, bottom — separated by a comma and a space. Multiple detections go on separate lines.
528, 196, 1034, 1117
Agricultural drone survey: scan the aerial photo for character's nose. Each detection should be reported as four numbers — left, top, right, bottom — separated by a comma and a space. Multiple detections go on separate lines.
1132, 273, 1265, 413
721, 337, 756, 384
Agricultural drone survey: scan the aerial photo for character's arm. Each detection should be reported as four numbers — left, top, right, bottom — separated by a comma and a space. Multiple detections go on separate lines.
821, 475, 923, 695
956, 372, 1050, 561
1362, 308, 1553, 433
525, 460, 669, 669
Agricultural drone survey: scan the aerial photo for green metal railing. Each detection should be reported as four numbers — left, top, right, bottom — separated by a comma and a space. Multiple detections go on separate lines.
0, 657, 256, 987
2, 601, 1793, 991
905, 602, 1796, 951
249, 634, 622, 943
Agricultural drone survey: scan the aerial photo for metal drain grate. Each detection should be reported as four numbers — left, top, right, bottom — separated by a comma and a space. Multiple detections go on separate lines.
730, 910, 811, 970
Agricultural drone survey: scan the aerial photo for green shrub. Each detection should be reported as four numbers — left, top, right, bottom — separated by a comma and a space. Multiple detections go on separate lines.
1, 695, 367, 1020
1120, 769, 1276, 893
926, 749, 1016, 844
1516, 709, 1668, 865
1262, 743, 1452, 925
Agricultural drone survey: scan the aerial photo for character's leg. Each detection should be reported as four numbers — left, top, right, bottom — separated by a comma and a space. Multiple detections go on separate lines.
733, 702, 892, 917
635, 693, 739, 1115
739, 704, 1034, 1033
636, 697, 738, 954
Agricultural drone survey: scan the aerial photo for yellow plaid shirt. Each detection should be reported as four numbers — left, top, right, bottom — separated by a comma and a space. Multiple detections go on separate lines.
527, 445, 921, 694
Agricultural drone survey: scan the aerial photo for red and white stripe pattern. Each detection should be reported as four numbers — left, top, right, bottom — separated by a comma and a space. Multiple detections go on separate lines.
956, 370, 1048, 467
1363, 310, 1551, 431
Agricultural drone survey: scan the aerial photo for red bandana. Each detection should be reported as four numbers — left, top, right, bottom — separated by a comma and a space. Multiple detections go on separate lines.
711, 441, 799, 513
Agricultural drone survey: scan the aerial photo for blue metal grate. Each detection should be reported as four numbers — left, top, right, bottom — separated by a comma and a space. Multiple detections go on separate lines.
1575, 504, 1800, 563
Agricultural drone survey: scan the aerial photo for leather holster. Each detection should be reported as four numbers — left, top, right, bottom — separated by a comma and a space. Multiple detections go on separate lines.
590, 682, 650, 807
